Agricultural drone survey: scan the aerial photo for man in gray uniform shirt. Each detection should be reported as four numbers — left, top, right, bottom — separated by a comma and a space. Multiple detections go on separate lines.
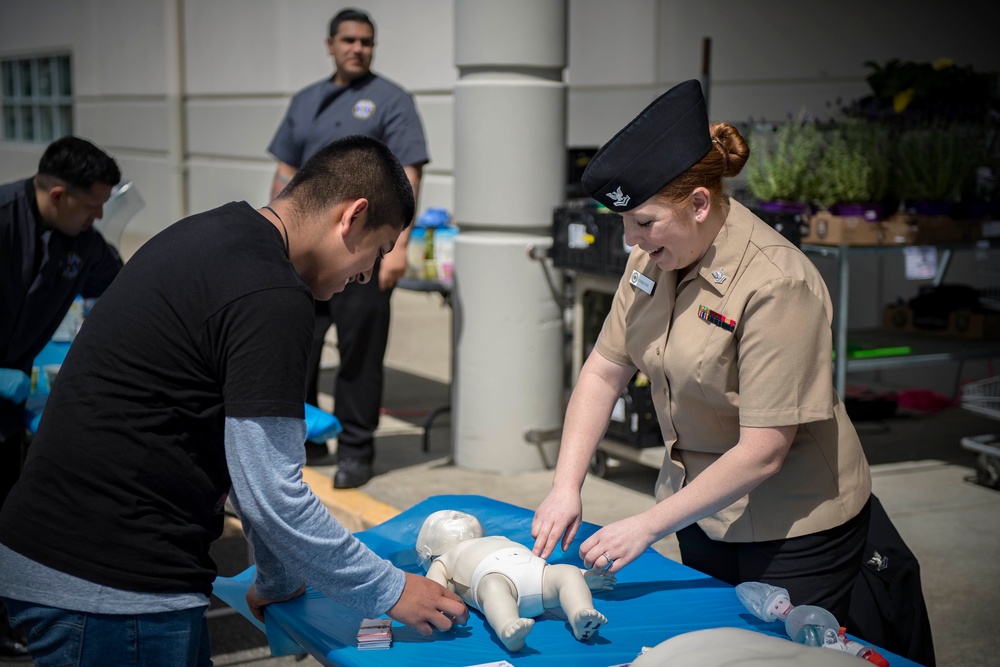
268, 7, 428, 489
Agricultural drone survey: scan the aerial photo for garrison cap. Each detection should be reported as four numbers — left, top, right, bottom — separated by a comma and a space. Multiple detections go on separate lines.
582, 79, 711, 212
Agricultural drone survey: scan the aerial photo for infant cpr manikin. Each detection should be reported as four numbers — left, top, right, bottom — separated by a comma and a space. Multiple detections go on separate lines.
415, 509, 614, 652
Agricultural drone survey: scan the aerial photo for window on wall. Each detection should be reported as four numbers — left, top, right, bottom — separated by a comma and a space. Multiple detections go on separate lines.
2, 54, 73, 144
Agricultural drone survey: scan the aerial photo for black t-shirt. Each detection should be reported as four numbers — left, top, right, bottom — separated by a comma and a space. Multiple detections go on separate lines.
0, 202, 314, 596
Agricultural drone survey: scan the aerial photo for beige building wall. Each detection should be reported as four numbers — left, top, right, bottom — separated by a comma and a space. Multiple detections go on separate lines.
4, 0, 998, 228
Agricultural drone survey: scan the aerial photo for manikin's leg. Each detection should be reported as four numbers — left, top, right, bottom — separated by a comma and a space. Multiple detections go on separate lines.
476, 574, 534, 652
541, 564, 607, 641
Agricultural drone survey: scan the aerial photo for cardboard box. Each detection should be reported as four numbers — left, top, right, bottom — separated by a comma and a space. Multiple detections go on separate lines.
909, 215, 982, 244
802, 211, 914, 246
881, 216, 917, 245
882, 303, 1000, 339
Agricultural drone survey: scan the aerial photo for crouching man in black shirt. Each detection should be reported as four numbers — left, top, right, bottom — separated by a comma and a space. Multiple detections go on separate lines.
0, 135, 122, 660
0, 135, 467, 666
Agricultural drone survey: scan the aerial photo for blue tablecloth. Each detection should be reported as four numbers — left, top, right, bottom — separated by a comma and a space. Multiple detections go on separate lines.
213, 494, 919, 667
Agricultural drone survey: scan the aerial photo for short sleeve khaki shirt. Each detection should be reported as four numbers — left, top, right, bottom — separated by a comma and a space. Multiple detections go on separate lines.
595, 200, 871, 542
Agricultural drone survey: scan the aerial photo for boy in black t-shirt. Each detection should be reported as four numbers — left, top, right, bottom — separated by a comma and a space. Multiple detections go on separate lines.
0, 136, 468, 666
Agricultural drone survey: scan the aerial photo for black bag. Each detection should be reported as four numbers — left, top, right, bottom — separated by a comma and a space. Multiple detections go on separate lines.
847, 495, 936, 666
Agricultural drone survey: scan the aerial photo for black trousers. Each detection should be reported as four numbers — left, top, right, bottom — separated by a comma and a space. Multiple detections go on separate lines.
305, 259, 392, 464
676, 496, 872, 623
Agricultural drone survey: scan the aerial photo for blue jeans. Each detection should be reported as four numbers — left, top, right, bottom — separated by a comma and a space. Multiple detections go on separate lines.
3, 598, 212, 667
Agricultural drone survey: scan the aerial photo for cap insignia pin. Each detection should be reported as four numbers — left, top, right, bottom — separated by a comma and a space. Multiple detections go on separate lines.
606, 186, 631, 208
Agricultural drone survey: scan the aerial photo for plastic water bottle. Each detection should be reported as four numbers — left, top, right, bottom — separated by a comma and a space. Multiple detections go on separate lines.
416, 208, 453, 281
735, 582, 889, 666
51, 295, 85, 342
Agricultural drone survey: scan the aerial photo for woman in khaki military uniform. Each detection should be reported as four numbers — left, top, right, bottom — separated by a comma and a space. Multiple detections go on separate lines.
531, 80, 872, 621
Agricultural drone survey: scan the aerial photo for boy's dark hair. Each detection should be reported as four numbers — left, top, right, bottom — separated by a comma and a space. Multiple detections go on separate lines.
329, 8, 375, 39
282, 135, 413, 232
36, 136, 121, 191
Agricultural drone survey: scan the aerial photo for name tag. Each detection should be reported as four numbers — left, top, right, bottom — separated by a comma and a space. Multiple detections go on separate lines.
629, 270, 655, 295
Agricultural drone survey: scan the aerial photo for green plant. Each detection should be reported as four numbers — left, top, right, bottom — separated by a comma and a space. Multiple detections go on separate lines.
745, 110, 823, 203
963, 124, 999, 200
893, 124, 979, 203
843, 58, 998, 127
813, 122, 890, 208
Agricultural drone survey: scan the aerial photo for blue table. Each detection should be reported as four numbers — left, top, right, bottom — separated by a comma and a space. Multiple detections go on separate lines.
213, 494, 919, 666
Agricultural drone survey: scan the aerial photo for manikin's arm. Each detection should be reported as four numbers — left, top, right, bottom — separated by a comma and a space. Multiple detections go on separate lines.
425, 559, 455, 593
581, 568, 616, 592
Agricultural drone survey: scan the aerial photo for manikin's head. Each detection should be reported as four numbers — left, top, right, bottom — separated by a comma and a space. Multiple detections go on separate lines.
415, 510, 484, 569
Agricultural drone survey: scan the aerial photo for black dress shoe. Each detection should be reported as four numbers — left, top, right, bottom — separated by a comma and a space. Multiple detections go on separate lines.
0, 632, 30, 661
304, 440, 339, 465
333, 459, 372, 489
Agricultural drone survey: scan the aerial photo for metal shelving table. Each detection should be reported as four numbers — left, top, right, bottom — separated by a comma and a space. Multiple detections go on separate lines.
802, 239, 1000, 397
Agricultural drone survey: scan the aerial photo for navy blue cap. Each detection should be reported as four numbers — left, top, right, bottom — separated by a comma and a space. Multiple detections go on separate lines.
581, 80, 711, 212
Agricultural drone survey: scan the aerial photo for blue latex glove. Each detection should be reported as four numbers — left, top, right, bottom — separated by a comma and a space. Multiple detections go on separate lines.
304, 403, 343, 442
0, 369, 31, 404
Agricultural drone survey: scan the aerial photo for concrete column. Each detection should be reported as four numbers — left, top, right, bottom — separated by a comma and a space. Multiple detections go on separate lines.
165, 0, 188, 219
452, 0, 566, 472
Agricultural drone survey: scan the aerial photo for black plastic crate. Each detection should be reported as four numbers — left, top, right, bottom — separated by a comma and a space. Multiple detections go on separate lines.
551, 207, 606, 274
750, 208, 807, 247
552, 206, 635, 277
605, 380, 663, 448
601, 212, 632, 277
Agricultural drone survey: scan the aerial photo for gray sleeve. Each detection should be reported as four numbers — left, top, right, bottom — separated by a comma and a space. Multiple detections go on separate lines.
267, 103, 304, 167
224, 415, 406, 618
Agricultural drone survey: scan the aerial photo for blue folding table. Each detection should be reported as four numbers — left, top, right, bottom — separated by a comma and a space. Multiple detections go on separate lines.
213, 494, 919, 667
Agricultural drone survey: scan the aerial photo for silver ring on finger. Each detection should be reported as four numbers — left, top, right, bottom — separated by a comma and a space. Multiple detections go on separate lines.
601, 551, 614, 573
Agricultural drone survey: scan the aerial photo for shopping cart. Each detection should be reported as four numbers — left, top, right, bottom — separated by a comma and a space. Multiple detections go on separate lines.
960, 375, 1000, 490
